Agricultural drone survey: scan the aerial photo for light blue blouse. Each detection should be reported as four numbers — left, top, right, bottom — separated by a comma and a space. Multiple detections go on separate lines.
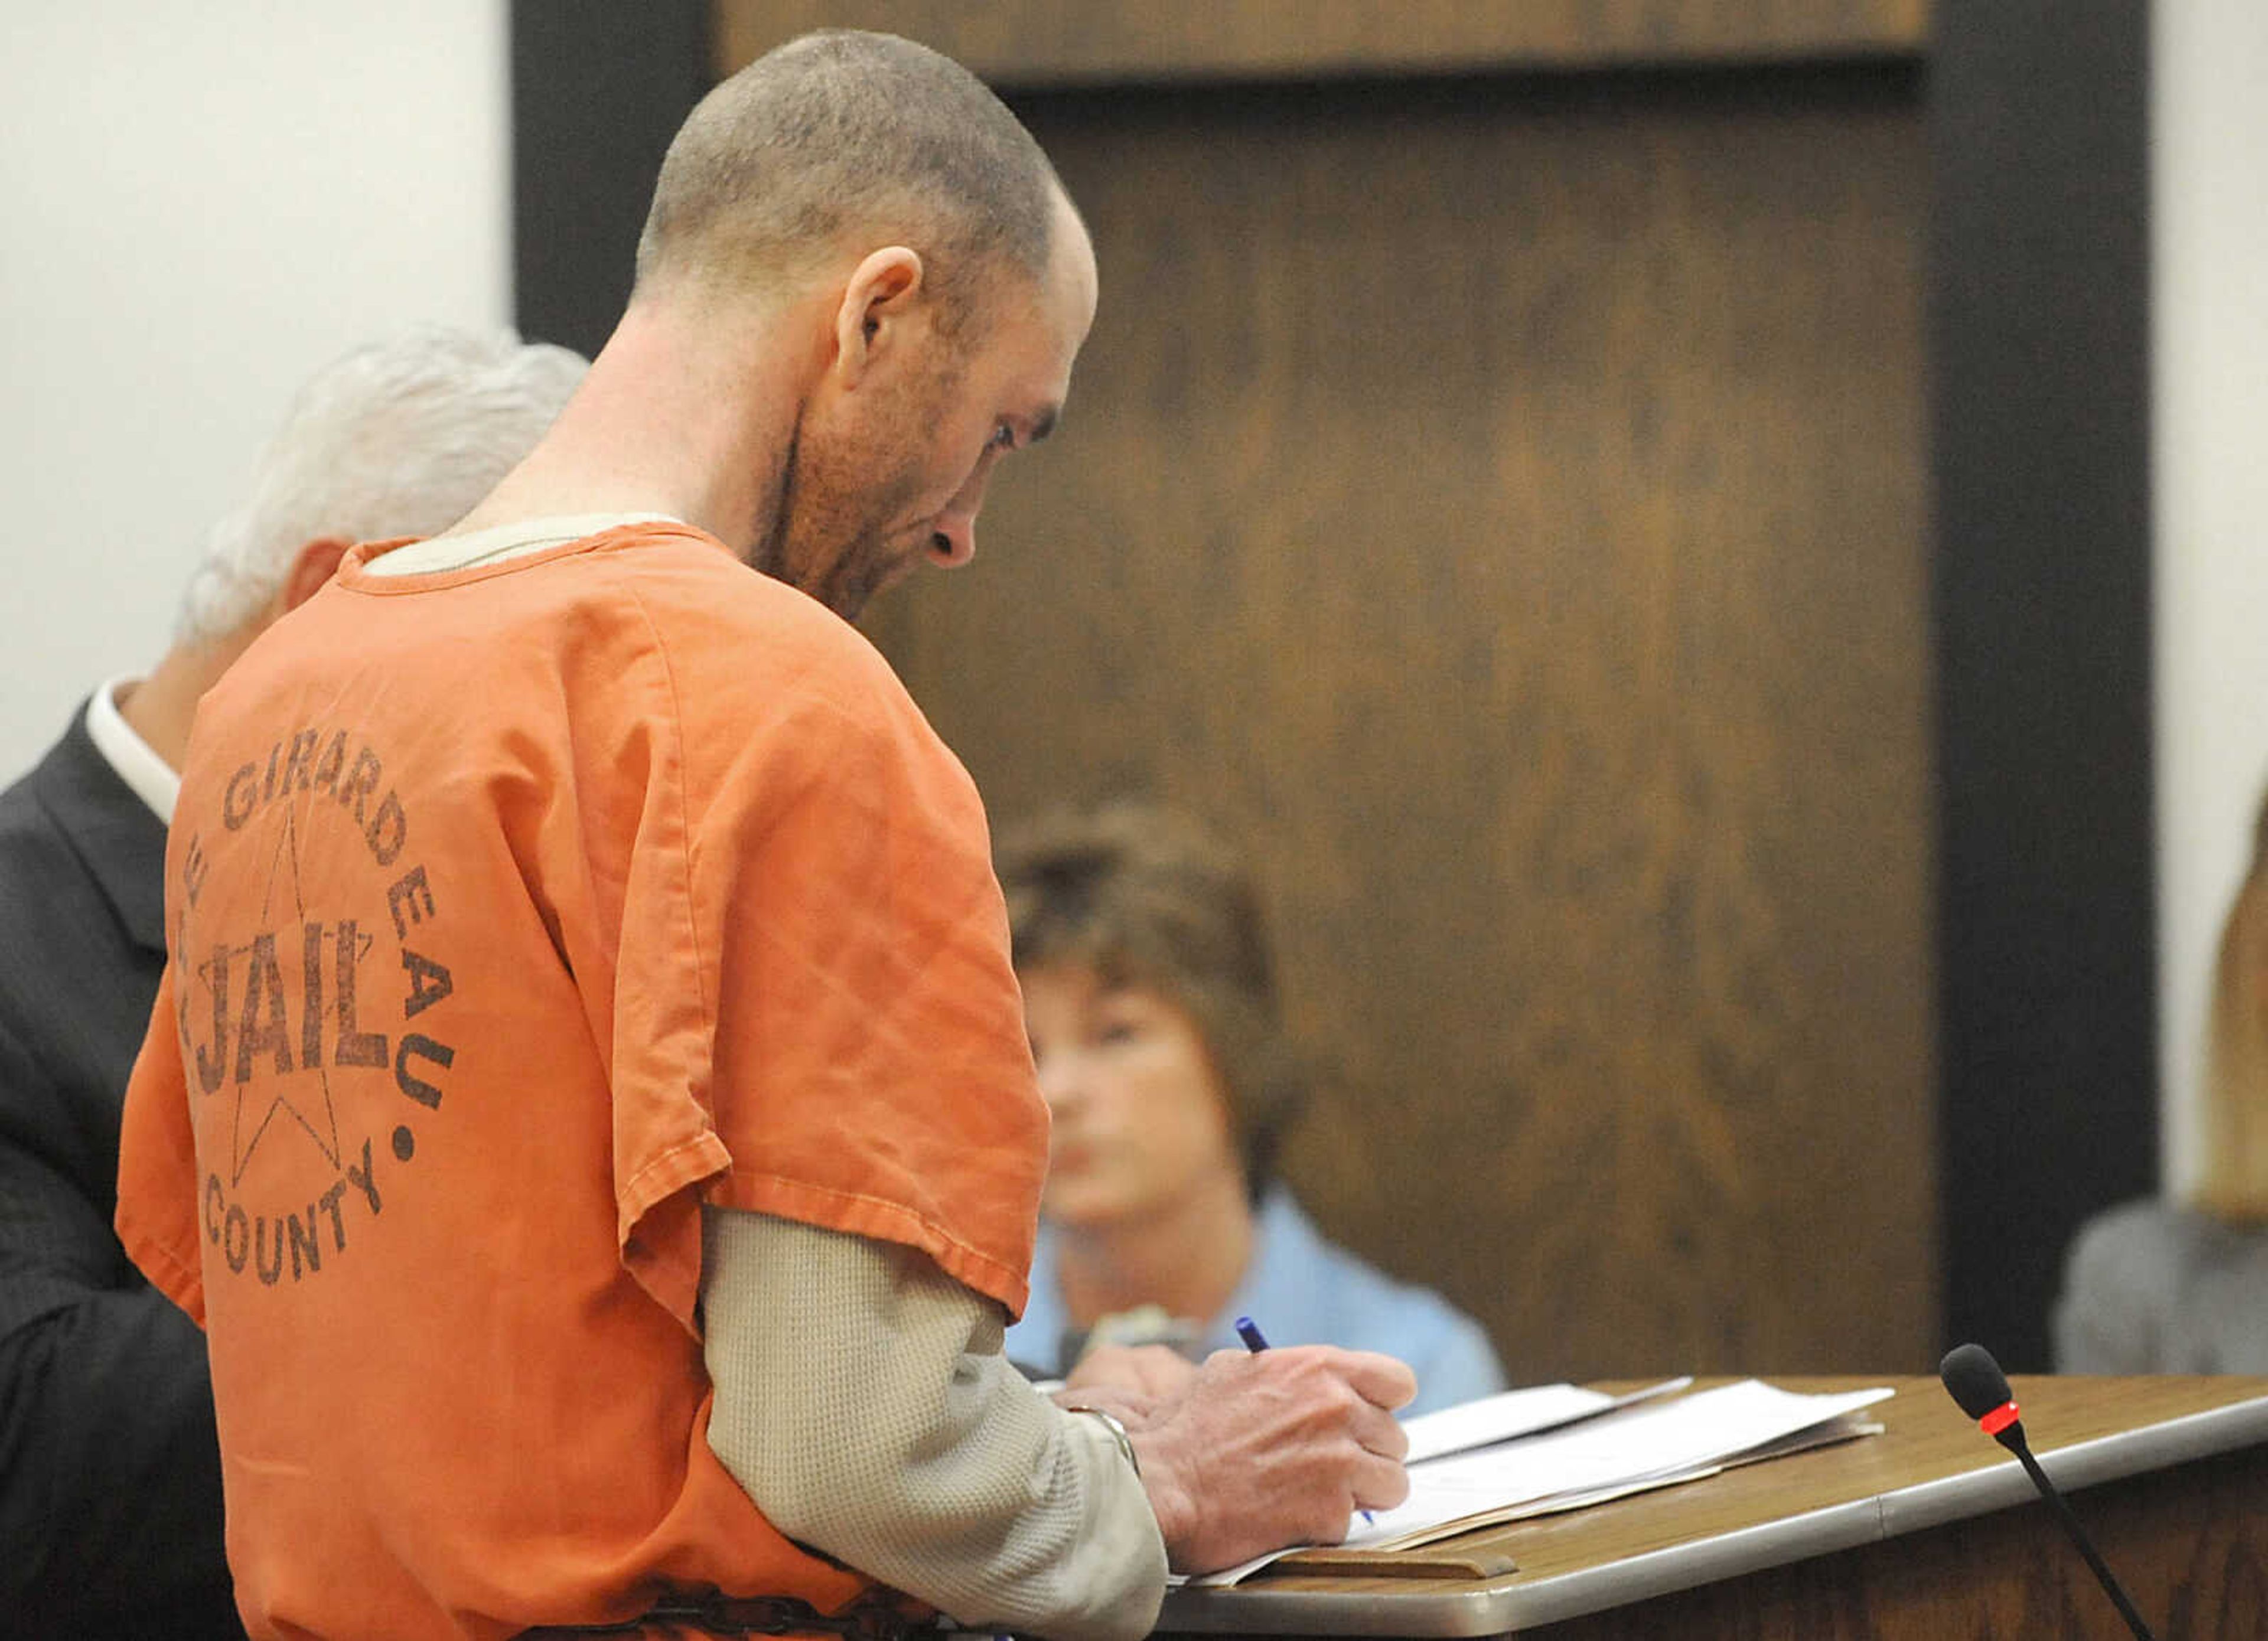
1006, 1189, 1507, 1417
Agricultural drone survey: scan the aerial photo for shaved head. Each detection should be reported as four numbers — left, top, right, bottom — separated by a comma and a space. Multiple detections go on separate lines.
636, 30, 1064, 339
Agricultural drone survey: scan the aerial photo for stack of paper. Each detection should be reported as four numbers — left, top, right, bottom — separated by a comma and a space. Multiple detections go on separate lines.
1197, 1378, 1894, 1584
1399, 1376, 1694, 1464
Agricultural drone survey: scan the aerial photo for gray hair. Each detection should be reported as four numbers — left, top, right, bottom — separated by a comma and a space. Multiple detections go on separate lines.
634, 30, 1061, 338
173, 325, 587, 646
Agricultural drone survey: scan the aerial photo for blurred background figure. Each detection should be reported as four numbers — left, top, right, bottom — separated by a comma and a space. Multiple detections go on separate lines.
2057, 778, 2268, 1373
996, 801, 1506, 1415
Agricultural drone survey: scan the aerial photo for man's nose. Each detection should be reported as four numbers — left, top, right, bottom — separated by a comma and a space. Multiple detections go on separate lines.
926, 464, 995, 567
926, 517, 976, 568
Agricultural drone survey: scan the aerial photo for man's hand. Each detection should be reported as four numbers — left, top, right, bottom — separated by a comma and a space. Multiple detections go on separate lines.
1063, 1342, 1202, 1401
1107, 1346, 1416, 1574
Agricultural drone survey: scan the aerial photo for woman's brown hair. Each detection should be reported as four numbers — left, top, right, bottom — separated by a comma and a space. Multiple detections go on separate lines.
994, 801, 1305, 1199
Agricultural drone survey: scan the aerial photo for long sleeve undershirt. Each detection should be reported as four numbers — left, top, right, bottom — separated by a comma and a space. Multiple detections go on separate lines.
698, 1209, 1168, 1641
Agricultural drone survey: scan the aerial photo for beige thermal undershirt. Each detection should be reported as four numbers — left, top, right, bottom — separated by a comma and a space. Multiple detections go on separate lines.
701, 1211, 1167, 1641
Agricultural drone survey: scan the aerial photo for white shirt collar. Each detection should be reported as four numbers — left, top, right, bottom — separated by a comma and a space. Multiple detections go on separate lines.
84, 675, 180, 824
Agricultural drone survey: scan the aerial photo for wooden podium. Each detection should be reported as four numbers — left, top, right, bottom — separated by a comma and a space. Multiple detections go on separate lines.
1153, 1376, 2268, 1639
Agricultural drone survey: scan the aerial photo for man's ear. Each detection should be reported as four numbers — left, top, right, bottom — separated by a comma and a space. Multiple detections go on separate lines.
831, 246, 926, 389
279, 536, 353, 613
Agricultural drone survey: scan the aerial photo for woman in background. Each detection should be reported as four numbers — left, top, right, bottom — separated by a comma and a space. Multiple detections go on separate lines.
996, 801, 1506, 1415
2055, 781, 2268, 1371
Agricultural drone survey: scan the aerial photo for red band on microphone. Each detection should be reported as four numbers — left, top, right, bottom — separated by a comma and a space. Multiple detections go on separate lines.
1980, 1400, 2021, 1436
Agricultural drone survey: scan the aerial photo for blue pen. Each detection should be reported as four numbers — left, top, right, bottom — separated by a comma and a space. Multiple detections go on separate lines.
1234, 1314, 1374, 1525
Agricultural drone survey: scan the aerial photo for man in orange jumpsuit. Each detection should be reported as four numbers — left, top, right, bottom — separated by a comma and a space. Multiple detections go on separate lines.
117, 31, 1415, 1640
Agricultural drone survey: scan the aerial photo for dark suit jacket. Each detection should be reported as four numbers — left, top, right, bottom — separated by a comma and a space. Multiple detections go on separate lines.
0, 705, 243, 1637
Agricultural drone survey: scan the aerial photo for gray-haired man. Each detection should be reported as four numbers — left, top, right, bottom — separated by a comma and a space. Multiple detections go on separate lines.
0, 326, 585, 1636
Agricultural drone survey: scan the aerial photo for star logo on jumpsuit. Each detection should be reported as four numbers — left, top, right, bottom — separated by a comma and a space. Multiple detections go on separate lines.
207, 801, 345, 1186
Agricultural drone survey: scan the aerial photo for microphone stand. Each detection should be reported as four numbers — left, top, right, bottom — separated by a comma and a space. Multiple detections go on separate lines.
2000, 1434, 2156, 1641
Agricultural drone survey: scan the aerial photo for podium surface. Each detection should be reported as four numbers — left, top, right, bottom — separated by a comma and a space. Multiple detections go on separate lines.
1155, 1375, 2268, 1639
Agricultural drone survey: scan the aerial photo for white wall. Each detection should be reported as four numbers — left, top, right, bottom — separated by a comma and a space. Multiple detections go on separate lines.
0, 2, 511, 780
2153, 0, 2268, 1189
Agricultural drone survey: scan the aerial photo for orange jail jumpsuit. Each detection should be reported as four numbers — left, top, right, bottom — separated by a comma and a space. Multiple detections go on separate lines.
115, 524, 1048, 1639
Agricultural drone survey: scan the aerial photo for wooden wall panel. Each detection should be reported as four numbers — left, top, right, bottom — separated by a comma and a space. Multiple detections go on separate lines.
718, 1, 1931, 84
856, 67, 1934, 1381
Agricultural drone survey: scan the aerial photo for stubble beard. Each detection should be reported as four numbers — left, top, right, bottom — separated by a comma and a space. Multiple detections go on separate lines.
750, 406, 927, 623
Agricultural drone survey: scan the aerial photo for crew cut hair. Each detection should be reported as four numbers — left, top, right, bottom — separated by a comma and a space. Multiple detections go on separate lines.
2192, 781, 2268, 1221
174, 326, 587, 647
633, 30, 1061, 336
995, 801, 1308, 1200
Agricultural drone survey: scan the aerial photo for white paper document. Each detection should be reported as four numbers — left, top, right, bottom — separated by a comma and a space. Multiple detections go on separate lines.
1194, 1378, 1894, 1585
1400, 1376, 1693, 1464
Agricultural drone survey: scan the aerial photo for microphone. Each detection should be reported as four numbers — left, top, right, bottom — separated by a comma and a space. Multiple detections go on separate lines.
1938, 1343, 2156, 1640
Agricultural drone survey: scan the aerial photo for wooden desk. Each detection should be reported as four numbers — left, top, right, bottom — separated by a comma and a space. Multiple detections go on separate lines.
1154, 1376, 2268, 1639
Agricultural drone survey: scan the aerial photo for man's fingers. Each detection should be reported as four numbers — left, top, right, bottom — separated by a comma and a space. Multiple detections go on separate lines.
1350, 1446, 1412, 1513
1350, 1396, 1410, 1462
1323, 1347, 1420, 1412
1225, 1342, 1416, 1411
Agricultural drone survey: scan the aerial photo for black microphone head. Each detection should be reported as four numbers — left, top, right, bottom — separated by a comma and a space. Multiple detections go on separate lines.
1941, 1346, 2153, 1636
1940, 1342, 2013, 1420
